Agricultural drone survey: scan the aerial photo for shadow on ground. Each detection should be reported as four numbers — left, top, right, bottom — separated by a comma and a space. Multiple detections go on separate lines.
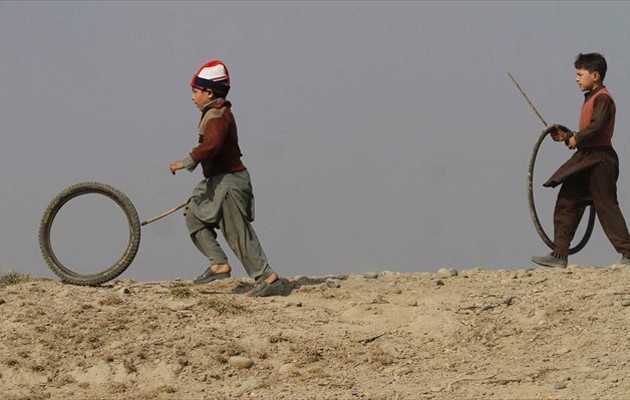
231, 275, 348, 297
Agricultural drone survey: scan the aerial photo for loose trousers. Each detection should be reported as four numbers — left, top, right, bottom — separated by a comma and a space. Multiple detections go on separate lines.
553, 148, 630, 257
186, 185, 274, 282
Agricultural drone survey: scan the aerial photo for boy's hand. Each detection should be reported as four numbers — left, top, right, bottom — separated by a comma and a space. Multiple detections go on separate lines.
550, 125, 567, 142
170, 160, 184, 175
567, 136, 578, 150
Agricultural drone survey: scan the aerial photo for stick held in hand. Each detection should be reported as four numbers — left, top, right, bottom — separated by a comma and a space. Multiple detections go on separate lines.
507, 70, 549, 127
141, 202, 187, 226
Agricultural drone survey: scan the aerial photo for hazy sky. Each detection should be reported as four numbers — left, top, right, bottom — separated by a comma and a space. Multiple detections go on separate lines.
2, 1, 630, 282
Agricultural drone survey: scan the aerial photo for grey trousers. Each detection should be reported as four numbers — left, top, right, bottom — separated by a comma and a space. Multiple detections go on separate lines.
186, 192, 274, 281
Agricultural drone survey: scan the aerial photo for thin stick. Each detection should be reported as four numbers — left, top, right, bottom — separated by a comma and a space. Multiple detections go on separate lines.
141, 202, 187, 226
507, 71, 548, 127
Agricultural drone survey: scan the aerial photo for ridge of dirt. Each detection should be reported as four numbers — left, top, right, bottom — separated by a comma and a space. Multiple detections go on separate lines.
1, 265, 630, 399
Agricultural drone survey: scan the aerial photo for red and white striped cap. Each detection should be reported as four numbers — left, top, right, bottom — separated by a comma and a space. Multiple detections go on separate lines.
191, 60, 230, 96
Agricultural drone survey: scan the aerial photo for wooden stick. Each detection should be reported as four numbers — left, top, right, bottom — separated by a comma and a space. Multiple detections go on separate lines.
141, 202, 187, 226
507, 71, 549, 127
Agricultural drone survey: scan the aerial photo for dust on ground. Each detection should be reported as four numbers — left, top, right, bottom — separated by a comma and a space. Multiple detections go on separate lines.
1, 264, 630, 399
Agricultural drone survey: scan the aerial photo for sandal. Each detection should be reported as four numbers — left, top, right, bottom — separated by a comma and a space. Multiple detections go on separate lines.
193, 267, 231, 284
248, 279, 281, 297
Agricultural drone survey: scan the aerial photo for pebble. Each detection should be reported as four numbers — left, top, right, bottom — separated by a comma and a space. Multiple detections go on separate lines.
437, 268, 458, 278
553, 382, 567, 390
502, 294, 514, 305
278, 363, 300, 375
118, 287, 131, 295
407, 299, 418, 307
364, 272, 379, 279
621, 300, 630, 307
585, 370, 608, 380
326, 278, 341, 288
388, 286, 402, 295
228, 356, 254, 369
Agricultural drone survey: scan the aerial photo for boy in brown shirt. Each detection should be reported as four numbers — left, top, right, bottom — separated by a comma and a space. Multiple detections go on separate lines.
532, 53, 630, 268
169, 60, 281, 296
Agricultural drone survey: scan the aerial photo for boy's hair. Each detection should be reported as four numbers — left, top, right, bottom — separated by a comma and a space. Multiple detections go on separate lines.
201, 87, 228, 99
574, 53, 607, 81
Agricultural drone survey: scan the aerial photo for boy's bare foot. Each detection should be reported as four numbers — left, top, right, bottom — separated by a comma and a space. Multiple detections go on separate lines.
248, 272, 281, 297
264, 272, 278, 284
211, 263, 231, 274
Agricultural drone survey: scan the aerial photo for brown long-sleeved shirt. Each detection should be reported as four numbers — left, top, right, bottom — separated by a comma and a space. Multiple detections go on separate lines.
184, 99, 246, 178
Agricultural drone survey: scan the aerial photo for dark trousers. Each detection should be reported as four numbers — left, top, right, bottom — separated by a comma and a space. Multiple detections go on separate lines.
553, 148, 630, 256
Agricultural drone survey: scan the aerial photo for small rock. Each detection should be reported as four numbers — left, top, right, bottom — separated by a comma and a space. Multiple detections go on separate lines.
388, 286, 402, 294
380, 342, 399, 357
585, 371, 608, 380
326, 278, 341, 288
553, 382, 567, 390
407, 299, 418, 307
118, 287, 131, 295
228, 356, 254, 369
621, 300, 630, 307
502, 295, 514, 305
437, 268, 458, 278
278, 363, 300, 375
364, 272, 379, 279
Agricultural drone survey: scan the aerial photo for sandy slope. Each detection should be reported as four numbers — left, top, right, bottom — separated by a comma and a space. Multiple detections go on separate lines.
1, 265, 630, 400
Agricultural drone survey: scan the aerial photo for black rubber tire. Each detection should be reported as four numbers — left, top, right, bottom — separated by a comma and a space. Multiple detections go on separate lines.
39, 182, 141, 286
527, 124, 595, 255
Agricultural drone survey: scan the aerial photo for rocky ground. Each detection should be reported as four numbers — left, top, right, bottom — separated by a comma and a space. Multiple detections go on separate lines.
1, 264, 630, 400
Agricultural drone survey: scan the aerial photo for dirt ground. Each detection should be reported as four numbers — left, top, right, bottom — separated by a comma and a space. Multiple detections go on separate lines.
1, 264, 630, 400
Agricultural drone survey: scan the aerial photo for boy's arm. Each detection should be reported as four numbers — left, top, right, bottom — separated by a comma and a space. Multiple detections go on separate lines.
573, 94, 614, 145
182, 155, 198, 171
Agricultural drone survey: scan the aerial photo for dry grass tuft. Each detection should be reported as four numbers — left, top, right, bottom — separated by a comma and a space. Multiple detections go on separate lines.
0, 271, 31, 287
170, 286, 193, 298
98, 295, 124, 306
197, 297, 248, 315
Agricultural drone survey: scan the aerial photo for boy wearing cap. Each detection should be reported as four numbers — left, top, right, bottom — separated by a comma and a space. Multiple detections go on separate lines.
532, 53, 630, 268
169, 60, 280, 297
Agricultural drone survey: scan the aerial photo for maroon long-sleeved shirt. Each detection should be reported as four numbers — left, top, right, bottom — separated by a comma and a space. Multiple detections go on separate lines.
187, 99, 246, 178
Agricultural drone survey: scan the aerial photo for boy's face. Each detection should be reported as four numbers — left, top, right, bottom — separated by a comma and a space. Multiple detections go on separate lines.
191, 87, 213, 110
575, 68, 600, 92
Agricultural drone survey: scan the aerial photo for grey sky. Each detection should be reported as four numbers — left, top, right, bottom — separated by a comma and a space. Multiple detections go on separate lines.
2, 1, 630, 282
